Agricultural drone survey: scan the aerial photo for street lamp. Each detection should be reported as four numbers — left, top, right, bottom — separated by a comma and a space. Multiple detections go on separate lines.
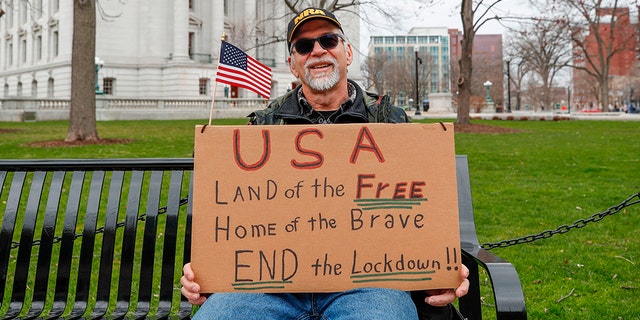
414, 46, 423, 116
483, 80, 496, 113
95, 57, 104, 95
505, 60, 512, 113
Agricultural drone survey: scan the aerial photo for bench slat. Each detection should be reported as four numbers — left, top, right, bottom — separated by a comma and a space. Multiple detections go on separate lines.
177, 175, 196, 318
156, 170, 185, 318
12, 171, 47, 318
1, 172, 27, 319
114, 170, 144, 318
27, 171, 65, 319
134, 170, 164, 318
50, 171, 85, 318
0, 169, 5, 306
71, 171, 106, 318
92, 170, 125, 318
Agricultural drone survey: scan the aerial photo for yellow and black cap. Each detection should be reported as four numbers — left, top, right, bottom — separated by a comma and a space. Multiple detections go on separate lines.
287, 7, 343, 48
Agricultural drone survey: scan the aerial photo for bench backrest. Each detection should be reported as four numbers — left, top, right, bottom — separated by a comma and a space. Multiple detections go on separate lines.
0, 156, 482, 319
0, 159, 194, 319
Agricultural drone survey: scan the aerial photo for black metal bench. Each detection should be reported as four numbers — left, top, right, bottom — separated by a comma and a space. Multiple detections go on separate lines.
0, 156, 526, 319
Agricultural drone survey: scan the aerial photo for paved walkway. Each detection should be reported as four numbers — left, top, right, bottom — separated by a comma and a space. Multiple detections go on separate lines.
409, 111, 640, 121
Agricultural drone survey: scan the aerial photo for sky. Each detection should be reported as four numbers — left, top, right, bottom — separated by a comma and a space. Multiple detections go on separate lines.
358, 0, 536, 53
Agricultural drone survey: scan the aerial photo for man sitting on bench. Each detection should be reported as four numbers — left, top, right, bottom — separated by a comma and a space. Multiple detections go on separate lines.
181, 7, 469, 319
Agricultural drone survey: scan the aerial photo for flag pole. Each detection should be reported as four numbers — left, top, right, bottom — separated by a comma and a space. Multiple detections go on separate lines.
208, 82, 218, 126
209, 33, 228, 126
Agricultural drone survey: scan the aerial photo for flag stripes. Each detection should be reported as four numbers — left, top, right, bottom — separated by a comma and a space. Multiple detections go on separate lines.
216, 41, 272, 99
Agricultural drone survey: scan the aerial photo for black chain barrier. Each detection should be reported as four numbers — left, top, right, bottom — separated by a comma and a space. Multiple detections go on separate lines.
9, 197, 190, 249
10, 191, 640, 251
481, 190, 640, 250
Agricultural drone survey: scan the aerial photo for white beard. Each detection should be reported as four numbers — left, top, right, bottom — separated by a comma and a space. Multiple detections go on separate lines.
303, 56, 340, 91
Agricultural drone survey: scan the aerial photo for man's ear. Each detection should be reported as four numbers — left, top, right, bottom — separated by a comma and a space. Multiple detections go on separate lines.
345, 43, 353, 66
288, 55, 299, 78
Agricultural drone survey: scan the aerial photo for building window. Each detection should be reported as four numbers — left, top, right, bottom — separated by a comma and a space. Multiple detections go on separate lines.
17, 82, 23, 97
20, 38, 27, 64
35, 35, 42, 60
47, 78, 54, 97
199, 78, 209, 95
31, 80, 37, 97
7, 42, 13, 66
103, 77, 114, 95
386, 47, 394, 60
189, 32, 194, 57
52, 30, 59, 57
4, 83, 8, 97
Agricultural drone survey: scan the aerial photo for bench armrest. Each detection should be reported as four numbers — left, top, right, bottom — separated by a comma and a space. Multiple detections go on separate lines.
455, 155, 527, 320
460, 242, 527, 320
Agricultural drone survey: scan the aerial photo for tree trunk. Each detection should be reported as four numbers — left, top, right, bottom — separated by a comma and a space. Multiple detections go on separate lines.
456, 0, 474, 125
599, 74, 609, 112
66, 0, 99, 142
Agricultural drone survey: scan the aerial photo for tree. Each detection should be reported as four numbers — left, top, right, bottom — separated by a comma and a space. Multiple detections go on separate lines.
457, 0, 505, 125
362, 52, 387, 91
65, 0, 125, 142
510, 18, 572, 111
66, 0, 98, 142
503, 50, 529, 111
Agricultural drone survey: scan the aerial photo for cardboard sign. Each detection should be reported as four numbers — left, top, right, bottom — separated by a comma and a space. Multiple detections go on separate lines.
192, 123, 461, 293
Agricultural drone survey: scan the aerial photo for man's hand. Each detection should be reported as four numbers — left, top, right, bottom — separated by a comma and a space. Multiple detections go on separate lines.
424, 264, 470, 306
180, 262, 207, 306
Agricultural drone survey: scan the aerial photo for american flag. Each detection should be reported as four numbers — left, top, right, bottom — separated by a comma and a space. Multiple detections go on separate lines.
216, 41, 272, 99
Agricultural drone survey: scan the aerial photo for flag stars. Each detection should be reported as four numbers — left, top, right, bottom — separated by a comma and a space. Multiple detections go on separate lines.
221, 43, 248, 70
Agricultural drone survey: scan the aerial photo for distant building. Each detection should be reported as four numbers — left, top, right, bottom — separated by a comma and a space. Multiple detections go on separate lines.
368, 27, 452, 112
572, 6, 639, 110
449, 30, 504, 111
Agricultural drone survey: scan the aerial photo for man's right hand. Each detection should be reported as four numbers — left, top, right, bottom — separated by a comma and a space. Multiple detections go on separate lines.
180, 262, 207, 306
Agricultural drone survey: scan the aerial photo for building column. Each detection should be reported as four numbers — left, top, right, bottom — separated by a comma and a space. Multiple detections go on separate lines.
172, 0, 190, 61
211, 0, 224, 58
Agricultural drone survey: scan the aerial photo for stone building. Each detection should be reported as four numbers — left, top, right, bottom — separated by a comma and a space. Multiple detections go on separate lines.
0, 0, 361, 120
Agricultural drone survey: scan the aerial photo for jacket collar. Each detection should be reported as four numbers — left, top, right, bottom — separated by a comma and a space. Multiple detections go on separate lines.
274, 79, 369, 123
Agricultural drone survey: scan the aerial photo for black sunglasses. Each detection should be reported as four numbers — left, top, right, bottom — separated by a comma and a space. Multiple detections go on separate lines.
291, 33, 344, 55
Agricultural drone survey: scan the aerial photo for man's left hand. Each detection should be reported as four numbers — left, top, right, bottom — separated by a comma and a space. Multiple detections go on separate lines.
424, 264, 470, 306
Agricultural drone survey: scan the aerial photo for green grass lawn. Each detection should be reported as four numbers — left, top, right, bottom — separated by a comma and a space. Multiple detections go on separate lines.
1, 118, 639, 319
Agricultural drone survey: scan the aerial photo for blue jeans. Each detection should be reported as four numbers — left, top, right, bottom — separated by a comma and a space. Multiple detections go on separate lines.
192, 288, 418, 319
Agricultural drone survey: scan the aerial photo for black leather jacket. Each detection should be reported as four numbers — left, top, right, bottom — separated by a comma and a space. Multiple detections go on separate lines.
248, 80, 409, 125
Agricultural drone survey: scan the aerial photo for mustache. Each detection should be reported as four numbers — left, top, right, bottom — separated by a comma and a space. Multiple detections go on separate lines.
304, 57, 338, 69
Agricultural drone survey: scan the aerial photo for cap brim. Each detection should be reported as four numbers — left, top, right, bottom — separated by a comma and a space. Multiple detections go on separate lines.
288, 16, 342, 43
